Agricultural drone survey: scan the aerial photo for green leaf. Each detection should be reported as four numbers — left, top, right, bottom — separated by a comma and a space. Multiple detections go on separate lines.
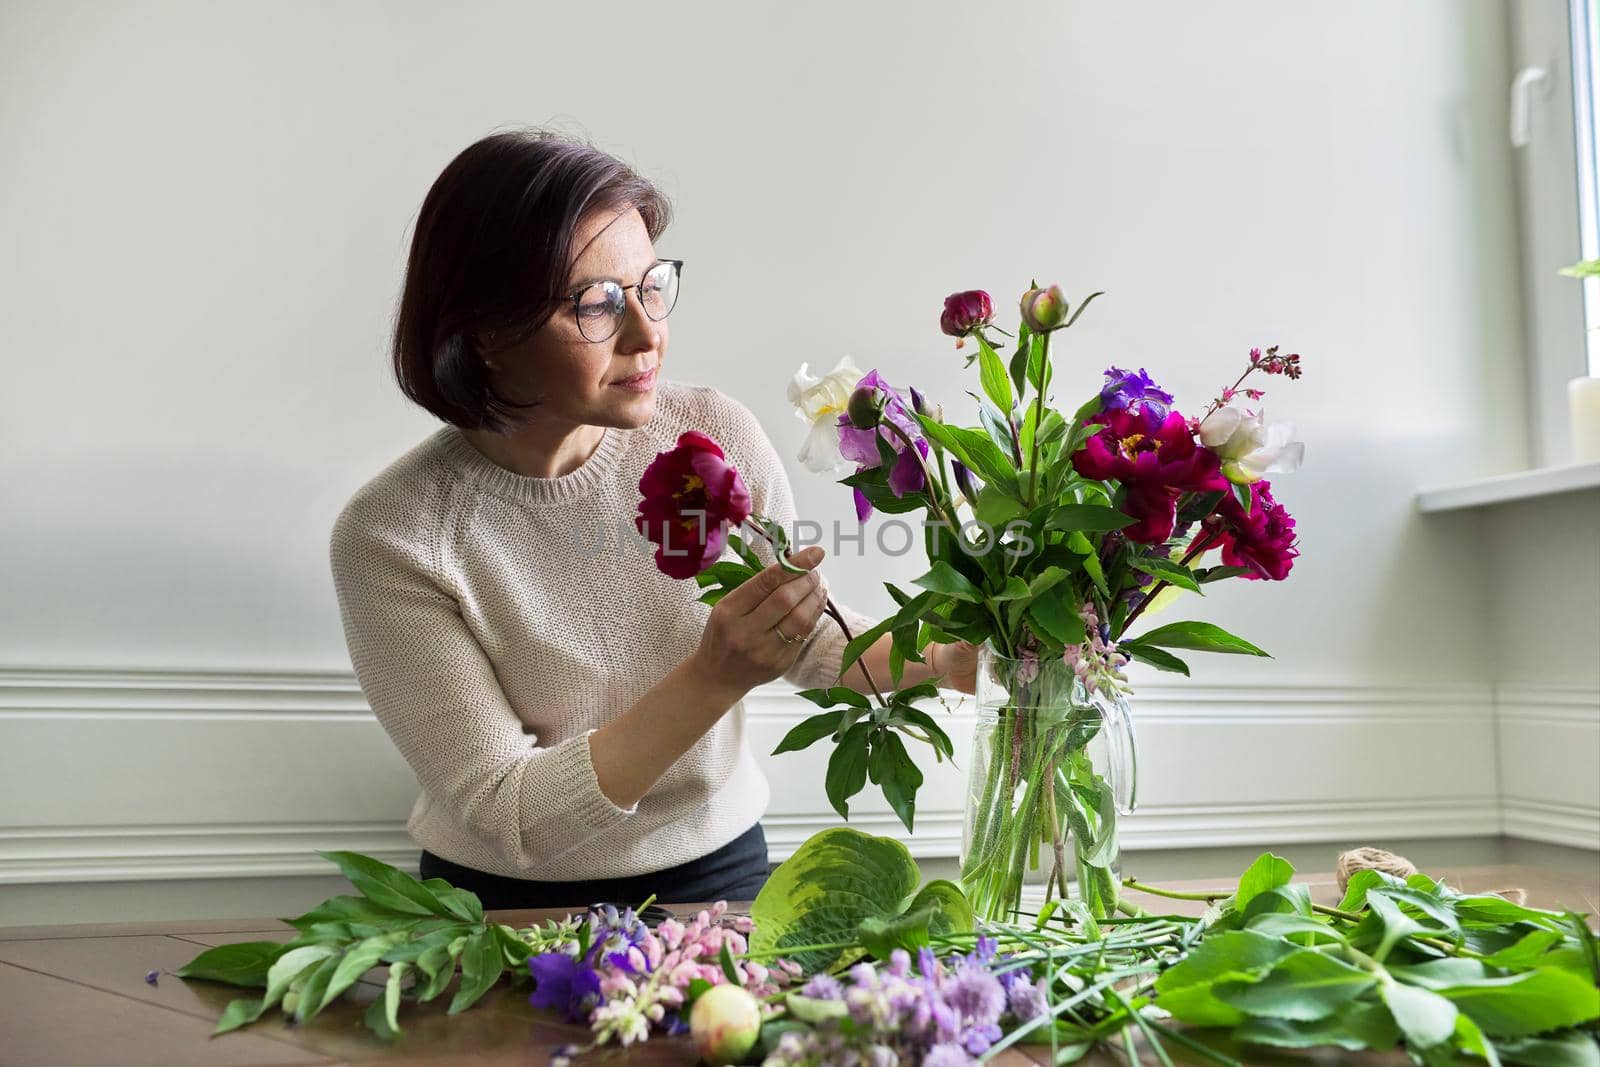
773, 710, 848, 755
175, 941, 286, 988
365, 995, 399, 1041
212, 996, 268, 1035
263, 943, 340, 1013
783, 993, 850, 1025
972, 484, 1022, 528
911, 561, 984, 602
915, 417, 1020, 495
858, 906, 939, 958
840, 615, 897, 675
749, 827, 923, 975
1118, 641, 1191, 676
287, 894, 422, 932
1498, 1033, 1600, 1067
1244, 913, 1346, 945
305, 931, 412, 1021
1154, 930, 1298, 1027
1027, 583, 1087, 646
824, 725, 871, 820
903, 880, 974, 940
694, 560, 759, 588
1133, 621, 1270, 657
720, 940, 741, 984
1437, 967, 1600, 1037
1382, 980, 1459, 1050
1215, 949, 1377, 1021
726, 531, 765, 572
316, 851, 451, 918
866, 730, 922, 833
1066, 531, 1109, 596
1233, 1001, 1401, 1052
973, 331, 1014, 413
1127, 555, 1203, 595
447, 928, 504, 1015
1337, 868, 1396, 912
419, 882, 484, 923
1044, 505, 1136, 533
294, 952, 342, 1022
414, 942, 459, 1003
1236, 853, 1295, 911
889, 706, 955, 761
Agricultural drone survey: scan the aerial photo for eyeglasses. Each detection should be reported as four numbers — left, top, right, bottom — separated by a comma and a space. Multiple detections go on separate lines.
565, 259, 683, 343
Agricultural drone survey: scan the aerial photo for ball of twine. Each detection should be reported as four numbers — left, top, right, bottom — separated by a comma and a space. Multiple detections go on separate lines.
1335, 847, 1527, 904
1335, 847, 1417, 892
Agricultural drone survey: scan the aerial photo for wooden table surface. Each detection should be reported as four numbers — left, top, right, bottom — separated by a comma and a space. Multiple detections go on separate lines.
1, 864, 1594, 1066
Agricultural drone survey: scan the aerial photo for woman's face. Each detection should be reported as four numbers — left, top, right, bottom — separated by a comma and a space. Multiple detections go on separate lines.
483, 206, 668, 431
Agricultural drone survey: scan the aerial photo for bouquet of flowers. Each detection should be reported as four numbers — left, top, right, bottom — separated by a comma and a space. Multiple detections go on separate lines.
639, 281, 1306, 924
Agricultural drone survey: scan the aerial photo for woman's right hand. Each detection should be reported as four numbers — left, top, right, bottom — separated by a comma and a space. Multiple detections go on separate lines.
690, 545, 829, 697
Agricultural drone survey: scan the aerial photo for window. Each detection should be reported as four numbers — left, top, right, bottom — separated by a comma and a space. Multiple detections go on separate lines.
1510, 0, 1589, 466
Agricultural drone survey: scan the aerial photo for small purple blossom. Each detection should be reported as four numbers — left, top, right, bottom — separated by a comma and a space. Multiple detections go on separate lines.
945, 965, 1006, 1028
144, 969, 159, 985
1008, 979, 1049, 1023
528, 951, 603, 1023
801, 972, 844, 1000
923, 1042, 979, 1067
1100, 366, 1174, 418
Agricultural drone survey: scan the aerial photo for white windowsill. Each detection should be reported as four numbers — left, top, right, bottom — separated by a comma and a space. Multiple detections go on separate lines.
1415, 461, 1600, 512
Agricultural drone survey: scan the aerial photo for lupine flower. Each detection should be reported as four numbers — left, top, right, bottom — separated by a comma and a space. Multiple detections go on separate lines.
1100, 366, 1174, 418
1202, 481, 1299, 580
1071, 408, 1221, 543
1198, 405, 1304, 485
1019, 284, 1068, 332
787, 356, 864, 474
636, 431, 753, 579
940, 289, 995, 347
836, 369, 930, 522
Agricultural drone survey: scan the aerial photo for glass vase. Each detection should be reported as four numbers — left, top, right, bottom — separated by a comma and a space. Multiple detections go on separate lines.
958, 641, 1138, 924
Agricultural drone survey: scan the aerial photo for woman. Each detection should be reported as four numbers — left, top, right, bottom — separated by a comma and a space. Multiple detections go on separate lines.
329, 128, 977, 910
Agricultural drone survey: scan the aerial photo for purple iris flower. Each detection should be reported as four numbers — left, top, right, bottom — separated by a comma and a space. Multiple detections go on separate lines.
527, 951, 603, 1023
836, 369, 930, 521
1100, 366, 1174, 419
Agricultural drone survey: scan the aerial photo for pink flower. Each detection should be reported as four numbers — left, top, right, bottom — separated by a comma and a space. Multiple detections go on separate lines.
1203, 481, 1299, 580
636, 432, 752, 579
1071, 408, 1221, 543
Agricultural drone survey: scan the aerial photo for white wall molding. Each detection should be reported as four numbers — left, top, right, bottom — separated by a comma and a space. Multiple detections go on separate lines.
1493, 684, 1600, 850
0, 667, 1591, 894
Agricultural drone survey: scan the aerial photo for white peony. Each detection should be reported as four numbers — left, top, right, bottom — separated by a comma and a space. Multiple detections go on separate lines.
1198, 406, 1305, 485
786, 355, 864, 473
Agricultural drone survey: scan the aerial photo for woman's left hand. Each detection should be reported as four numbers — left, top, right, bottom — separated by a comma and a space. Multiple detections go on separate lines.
928, 640, 979, 694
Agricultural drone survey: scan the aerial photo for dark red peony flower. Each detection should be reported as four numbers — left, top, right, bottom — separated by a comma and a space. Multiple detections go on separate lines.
1204, 481, 1298, 580
636, 431, 753, 579
939, 289, 995, 344
1071, 408, 1220, 543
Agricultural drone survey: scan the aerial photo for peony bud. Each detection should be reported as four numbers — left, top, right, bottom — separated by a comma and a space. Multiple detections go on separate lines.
689, 983, 762, 1065
1019, 284, 1068, 332
846, 384, 886, 429
940, 289, 995, 343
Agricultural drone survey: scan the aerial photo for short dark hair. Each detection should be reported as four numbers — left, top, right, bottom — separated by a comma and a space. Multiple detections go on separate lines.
392, 129, 673, 432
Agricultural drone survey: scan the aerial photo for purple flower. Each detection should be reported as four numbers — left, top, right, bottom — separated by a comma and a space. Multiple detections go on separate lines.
886, 949, 913, 978
144, 969, 159, 985
923, 1042, 978, 1067
940, 289, 995, 343
527, 951, 603, 1023
917, 946, 942, 980
995, 961, 1034, 993
961, 1022, 1003, 1056
801, 972, 844, 1000
945, 965, 1005, 1028
836, 369, 929, 521
1100, 366, 1174, 418
1008, 979, 1049, 1023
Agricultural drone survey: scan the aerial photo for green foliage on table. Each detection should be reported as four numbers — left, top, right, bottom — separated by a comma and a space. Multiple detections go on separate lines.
176, 850, 545, 1040
747, 827, 974, 976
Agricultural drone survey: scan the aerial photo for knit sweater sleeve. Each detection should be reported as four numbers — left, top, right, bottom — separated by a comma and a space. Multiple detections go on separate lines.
697, 386, 880, 691
328, 487, 636, 872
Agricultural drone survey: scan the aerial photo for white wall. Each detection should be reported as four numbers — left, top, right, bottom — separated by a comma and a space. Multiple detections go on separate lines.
1, 0, 1593, 923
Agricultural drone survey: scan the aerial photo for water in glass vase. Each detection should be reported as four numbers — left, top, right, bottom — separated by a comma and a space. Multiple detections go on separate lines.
959, 641, 1138, 924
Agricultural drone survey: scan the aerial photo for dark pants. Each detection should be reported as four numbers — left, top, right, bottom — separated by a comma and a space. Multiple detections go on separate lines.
418, 821, 771, 911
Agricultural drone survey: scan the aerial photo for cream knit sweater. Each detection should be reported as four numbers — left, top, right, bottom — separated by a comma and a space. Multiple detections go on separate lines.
329, 379, 876, 881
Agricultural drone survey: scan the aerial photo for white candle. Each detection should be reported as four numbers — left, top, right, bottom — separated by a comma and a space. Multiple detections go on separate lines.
1571, 376, 1600, 463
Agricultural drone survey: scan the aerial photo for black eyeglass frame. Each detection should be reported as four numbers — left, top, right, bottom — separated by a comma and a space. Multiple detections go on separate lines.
563, 259, 684, 343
